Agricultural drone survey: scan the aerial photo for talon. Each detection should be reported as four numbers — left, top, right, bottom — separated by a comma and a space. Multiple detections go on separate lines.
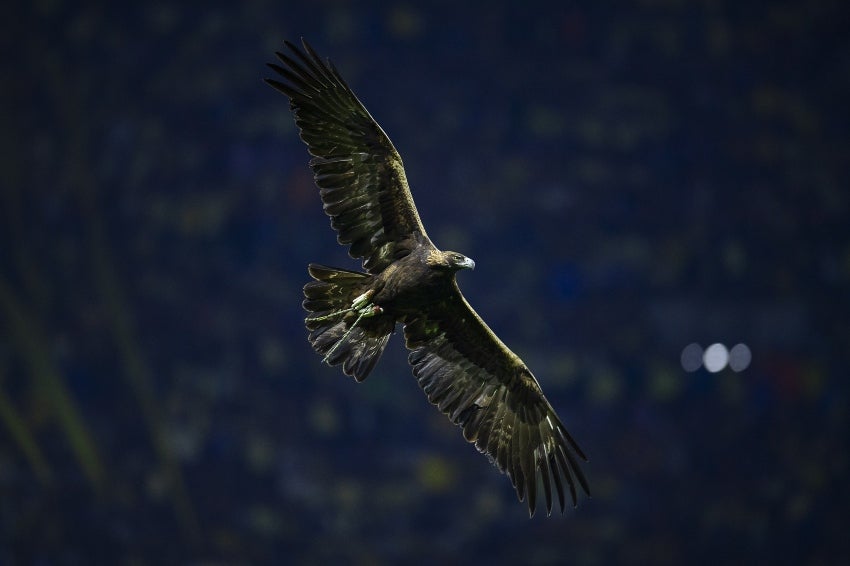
358, 303, 383, 317
352, 290, 374, 310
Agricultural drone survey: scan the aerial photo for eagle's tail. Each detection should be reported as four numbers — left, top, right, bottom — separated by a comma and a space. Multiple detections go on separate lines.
302, 264, 394, 382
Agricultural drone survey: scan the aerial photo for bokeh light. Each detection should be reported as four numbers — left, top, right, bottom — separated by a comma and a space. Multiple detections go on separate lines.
680, 343, 704, 372
729, 343, 752, 372
681, 342, 752, 373
703, 343, 729, 373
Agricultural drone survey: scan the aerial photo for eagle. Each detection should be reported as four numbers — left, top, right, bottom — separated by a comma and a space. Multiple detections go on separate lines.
266, 39, 589, 516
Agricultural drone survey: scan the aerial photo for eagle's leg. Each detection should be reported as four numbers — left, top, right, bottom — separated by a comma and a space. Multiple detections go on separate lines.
321, 301, 384, 364
306, 290, 375, 323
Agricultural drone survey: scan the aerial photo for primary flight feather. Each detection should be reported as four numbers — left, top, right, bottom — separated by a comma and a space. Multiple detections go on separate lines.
266, 39, 589, 516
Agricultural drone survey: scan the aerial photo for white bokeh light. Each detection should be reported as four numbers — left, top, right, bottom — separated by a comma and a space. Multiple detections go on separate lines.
729, 343, 752, 372
703, 343, 729, 373
680, 343, 704, 372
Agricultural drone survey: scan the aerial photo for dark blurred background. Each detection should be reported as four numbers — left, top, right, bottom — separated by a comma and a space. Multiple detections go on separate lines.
1, 0, 848, 564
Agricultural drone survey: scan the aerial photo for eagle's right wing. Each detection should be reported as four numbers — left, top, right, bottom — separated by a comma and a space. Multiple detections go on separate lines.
403, 282, 590, 516
266, 39, 431, 274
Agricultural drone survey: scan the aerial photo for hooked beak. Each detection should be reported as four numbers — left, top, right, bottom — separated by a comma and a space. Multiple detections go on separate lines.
459, 256, 476, 270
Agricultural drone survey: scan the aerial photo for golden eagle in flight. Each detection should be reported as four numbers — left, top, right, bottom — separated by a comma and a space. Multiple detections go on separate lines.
266, 40, 589, 516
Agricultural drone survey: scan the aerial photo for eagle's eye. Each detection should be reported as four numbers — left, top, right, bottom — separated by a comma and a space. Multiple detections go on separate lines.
451, 253, 475, 270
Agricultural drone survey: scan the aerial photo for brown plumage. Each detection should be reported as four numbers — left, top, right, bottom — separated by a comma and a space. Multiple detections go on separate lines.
266, 39, 589, 516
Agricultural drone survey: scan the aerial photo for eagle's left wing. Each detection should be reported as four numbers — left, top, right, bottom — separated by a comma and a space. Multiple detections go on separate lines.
403, 283, 590, 516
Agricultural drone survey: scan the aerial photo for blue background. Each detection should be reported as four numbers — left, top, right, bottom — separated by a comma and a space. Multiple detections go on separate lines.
1, 0, 848, 563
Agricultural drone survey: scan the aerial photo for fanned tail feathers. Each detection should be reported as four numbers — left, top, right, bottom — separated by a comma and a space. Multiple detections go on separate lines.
303, 264, 394, 381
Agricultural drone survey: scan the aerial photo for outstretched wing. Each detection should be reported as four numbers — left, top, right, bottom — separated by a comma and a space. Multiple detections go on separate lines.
266, 39, 431, 274
404, 284, 590, 516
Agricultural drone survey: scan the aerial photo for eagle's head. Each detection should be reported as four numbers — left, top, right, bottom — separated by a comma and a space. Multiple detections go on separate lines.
427, 250, 476, 272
